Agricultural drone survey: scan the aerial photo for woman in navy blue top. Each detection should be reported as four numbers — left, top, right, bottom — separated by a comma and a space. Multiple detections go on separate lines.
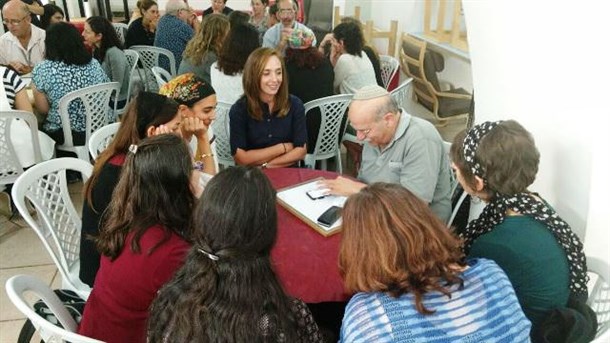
229, 47, 307, 168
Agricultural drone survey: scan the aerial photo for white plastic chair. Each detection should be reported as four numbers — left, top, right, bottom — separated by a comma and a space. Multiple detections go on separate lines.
117, 49, 140, 116
303, 94, 353, 173
130, 45, 176, 92
211, 101, 235, 170
56, 82, 120, 162
89, 122, 121, 160
151, 66, 173, 89
379, 54, 400, 90
112, 22, 128, 45
5, 274, 103, 343
390, 78, 413, 110
11, 158, 94, 300
588, 256, 610, 342
0, 111, 42, 187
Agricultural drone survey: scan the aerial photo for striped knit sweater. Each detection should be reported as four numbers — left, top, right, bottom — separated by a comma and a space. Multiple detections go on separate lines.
339, 258, 531, 342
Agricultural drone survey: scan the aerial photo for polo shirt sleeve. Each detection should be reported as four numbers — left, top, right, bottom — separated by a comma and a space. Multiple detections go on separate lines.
399, 137, 442, 204
290, 96, 307, 147
262, 26, 276, 48
229, 99, 249, 155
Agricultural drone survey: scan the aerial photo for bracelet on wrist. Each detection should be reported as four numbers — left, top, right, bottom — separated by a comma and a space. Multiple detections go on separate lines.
200, 152, 214, 160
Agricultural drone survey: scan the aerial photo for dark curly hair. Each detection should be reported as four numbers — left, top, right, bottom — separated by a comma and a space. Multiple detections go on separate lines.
45, 22, 92, 65
217, 23, 260, 76
40, 4, 64, 30
333, 21, 364, 57
86, 16, 124, 63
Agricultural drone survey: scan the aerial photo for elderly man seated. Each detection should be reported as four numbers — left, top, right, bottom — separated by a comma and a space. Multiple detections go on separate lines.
0, 0, 45, 74
321, 85, 453, 222
262, 0, 315, 54
154, 0, 198, 71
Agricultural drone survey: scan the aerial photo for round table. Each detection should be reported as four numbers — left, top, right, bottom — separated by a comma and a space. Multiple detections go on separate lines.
264, 168, 351, 304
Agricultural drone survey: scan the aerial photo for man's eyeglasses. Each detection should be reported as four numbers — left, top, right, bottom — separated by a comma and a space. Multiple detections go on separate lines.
356, 128, 372, 140
2, 15, 29, 26
278, 9, 295, 15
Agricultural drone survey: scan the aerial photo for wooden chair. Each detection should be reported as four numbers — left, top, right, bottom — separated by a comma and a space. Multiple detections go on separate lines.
399, 33, 472, 130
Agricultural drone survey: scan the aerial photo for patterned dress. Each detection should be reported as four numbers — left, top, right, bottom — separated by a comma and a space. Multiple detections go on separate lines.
32, 58, 109, 133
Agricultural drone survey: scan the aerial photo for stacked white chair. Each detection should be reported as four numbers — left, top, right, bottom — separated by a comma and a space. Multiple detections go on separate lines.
117, 49, 140, 116
151, 66, 173, 89
112, 22, 128, 45
390, 78, 413, 111
11, 158, 94, 300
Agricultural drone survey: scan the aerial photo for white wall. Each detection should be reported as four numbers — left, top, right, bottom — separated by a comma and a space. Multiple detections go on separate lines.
345, 0, 609, 260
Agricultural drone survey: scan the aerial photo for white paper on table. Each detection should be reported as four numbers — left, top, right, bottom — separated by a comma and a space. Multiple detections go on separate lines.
276, 178, 347, 232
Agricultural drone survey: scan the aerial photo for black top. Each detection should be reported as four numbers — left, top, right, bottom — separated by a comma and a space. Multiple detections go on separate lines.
125, 17, 155, 48
202, 6, 233, 16
363, 46, 384, 88
79, 156, 124, 287
286, 58, 334, 153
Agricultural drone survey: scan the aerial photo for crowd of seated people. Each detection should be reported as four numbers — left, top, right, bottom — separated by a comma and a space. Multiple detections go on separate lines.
0, 0, 598, 342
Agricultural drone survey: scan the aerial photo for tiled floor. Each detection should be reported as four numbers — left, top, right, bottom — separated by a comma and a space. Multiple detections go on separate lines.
0, 182, 84, 342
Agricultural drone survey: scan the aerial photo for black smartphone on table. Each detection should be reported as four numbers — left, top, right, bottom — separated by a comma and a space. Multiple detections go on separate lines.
317, 206, 342, 227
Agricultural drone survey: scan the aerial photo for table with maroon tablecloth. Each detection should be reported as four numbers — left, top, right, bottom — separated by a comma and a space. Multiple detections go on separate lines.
264, 168, 351, 304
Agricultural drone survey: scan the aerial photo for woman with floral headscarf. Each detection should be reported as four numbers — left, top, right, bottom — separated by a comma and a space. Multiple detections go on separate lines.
159, 73, 218, 175
450, 120, 592, 341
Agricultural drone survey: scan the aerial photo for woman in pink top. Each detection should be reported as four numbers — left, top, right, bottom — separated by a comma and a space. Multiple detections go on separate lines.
78, 134, 200, 343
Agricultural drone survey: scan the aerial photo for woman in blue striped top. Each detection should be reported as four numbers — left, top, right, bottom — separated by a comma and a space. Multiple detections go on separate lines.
338, 183, 531, 342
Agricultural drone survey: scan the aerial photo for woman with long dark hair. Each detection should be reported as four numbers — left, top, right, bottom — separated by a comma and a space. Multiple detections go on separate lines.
80, 92, 183, 287
210, 23, 260, 103
339, 183, 531, 342
83, 16, 130, 108
229, 47, 307, 168
148, 166, 323, 342
78, 134, 197, 343
32, 22, 109, 145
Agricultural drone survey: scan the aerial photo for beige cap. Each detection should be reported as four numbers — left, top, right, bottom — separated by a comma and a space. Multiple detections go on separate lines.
353, 85, 390, 100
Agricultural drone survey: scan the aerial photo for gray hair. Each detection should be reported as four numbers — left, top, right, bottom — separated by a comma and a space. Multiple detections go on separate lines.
165, 0, 187, 15
374, 95, 399, 121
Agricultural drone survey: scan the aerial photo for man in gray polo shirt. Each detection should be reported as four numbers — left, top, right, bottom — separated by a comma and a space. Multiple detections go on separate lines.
322, 85, 452, 222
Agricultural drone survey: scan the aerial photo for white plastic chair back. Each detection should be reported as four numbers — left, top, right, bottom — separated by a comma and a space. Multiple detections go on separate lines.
303, 94, 353, 173
390, 78, 413, 110
151, 66, 172, 89
89, 122, 121, 160
57, 82, 120, 161
130, 45, 176, 92
0, 111, 42, 186
11, 158, 93, 299
112, 22, 128, 45
588, 256, 610, 341
117, 49, 140, 116
211, 101, 235, 169
5, 274, 103, 343
379, 54, 400, 90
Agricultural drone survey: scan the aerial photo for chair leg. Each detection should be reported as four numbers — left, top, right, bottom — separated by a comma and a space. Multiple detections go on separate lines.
336, 150, 343, 174
321, 159, 327, 171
